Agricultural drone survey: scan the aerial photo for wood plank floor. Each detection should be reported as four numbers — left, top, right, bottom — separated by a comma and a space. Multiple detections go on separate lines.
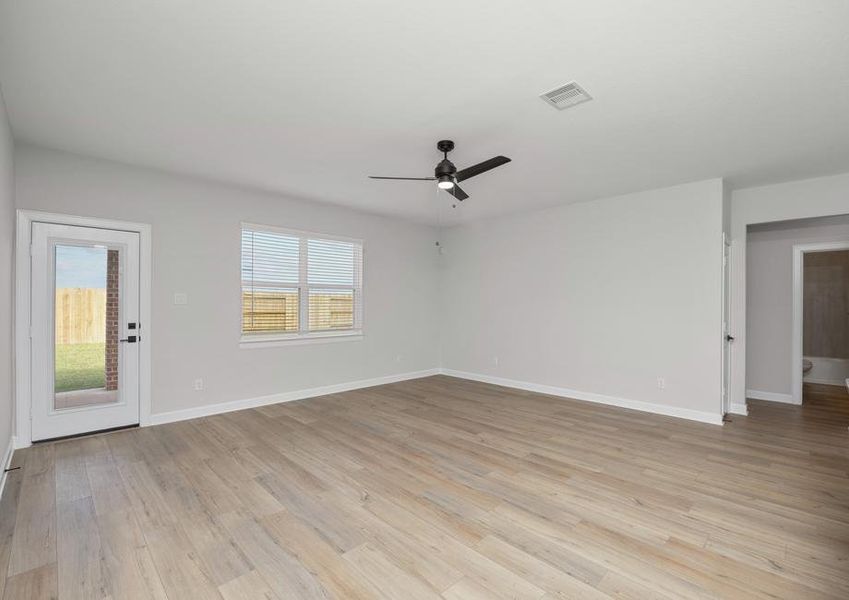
0, 375, 847, 599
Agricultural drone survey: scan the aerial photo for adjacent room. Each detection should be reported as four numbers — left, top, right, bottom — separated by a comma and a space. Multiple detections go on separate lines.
747, 215, 849, 408
0, 2, 847, 599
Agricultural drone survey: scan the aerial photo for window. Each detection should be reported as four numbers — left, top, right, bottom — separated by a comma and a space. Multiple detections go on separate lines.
241, 224, 362, 344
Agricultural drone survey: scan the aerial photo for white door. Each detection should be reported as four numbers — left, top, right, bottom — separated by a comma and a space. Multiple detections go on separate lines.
31, 223, 141, 441
721, 234, 733, 415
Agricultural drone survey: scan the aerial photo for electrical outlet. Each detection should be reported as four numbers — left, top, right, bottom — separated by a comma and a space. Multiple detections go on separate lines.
493, 356, 499, 366
174, 292, 188, 305
395, 355, 402, 363
657, 377, 665, 390
193, 378, 204, 391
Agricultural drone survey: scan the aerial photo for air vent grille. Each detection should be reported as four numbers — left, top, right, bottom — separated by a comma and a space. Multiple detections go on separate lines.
540, 82, 592, 110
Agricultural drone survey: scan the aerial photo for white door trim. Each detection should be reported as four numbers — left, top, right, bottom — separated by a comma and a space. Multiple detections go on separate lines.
721, 232, 732, 416
791, 240, 849, 406
15, 210, 152, 448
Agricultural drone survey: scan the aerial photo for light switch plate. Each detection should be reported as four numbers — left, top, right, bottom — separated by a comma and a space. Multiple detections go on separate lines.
174, 292, 188, 305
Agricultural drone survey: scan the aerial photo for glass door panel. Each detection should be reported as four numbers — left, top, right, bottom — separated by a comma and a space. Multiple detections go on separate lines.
53, 244, 120, 410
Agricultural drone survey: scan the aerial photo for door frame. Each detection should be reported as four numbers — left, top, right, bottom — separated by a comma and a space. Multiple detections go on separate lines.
15, 210, 152, 448
791, 240, 849, 405
721, 232, 732, 416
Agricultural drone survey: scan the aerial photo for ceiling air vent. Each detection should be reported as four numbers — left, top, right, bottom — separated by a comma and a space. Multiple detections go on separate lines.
540, 81, 592, 110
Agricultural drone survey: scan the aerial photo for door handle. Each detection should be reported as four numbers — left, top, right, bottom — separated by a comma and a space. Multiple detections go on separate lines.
726, 334, 735, 342
120, 322, 140, 343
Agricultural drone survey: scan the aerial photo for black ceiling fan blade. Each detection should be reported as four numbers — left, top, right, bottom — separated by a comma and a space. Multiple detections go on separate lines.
455, 156, 511, 182
445, 184, 469, 201
368, 176, 436, 181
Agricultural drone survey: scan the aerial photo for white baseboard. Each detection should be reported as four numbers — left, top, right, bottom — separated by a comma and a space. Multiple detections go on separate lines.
148, 368, 441, 426
802, 356, 849, 388
440, 369, 724, 426
729, 402, 749, 416
802, 377, 847, 387
746, 389, 799, 405
0, 436, 16, 502
23, 365, 731, 435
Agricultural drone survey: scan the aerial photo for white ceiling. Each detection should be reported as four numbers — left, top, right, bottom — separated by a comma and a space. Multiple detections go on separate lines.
1, 1, 848, 224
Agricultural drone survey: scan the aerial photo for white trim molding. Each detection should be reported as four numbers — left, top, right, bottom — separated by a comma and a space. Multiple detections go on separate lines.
148, 368, 440, 426
803, 377, 848, 387
746, 389, 798, 405
15, 210, 153, 448
240, 332, 363, 349
0, 436, 15, 501
440, 369, 724, 426
729, 402, 749, 416
802, 356, 849, 387
68, 365, 730, 432
791, 240, 849, 406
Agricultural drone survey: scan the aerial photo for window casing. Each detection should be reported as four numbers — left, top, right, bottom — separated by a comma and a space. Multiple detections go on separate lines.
241, 224, 362, 344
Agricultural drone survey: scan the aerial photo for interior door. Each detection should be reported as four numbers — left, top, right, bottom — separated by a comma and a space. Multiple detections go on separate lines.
31, 223, 141, 441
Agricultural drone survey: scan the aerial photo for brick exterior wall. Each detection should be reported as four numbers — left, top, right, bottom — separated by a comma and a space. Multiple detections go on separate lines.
105, 250, 119, 391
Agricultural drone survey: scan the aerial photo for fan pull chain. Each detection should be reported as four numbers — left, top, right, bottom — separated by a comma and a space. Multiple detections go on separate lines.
435, 182, 442, 253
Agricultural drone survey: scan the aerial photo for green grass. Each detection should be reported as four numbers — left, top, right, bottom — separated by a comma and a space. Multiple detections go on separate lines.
55, 343, 106, 393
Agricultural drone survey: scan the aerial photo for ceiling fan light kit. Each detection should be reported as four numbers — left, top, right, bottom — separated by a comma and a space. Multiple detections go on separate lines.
369, 140, 510, 203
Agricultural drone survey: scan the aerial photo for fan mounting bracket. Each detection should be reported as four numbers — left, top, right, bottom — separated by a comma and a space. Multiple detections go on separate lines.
436, 140, 455, 153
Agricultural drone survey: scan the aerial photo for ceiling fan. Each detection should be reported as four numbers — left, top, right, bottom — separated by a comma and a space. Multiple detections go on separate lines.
369, 140, 510, 201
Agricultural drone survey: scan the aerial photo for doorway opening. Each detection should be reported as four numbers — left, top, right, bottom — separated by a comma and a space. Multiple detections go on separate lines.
794, 243, 849, 405
744, 214, 849, 414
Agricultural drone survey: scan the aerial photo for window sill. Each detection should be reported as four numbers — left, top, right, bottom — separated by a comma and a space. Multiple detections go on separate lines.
239, 330, 363, 349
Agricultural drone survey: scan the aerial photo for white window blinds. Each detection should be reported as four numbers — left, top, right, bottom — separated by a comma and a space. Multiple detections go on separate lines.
241, 225, 362, 339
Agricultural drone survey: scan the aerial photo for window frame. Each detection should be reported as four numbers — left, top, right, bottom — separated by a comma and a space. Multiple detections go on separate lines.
239, 223, 363, 347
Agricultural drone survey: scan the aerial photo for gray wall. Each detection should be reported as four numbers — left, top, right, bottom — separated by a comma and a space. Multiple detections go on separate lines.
0, 89, 13, 457
12, 137, 849, 429
15, 145, 440, 417
440, 179, 725, 417
745, 215, 849, 394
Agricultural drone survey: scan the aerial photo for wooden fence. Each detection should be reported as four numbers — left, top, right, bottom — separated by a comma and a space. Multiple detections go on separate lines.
55, 288, 106, 344
242, 290, 354, 333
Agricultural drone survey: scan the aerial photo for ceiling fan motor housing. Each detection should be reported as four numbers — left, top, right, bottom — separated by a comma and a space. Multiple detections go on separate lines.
435, 158, 457, 179
435, 140, 457, 182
